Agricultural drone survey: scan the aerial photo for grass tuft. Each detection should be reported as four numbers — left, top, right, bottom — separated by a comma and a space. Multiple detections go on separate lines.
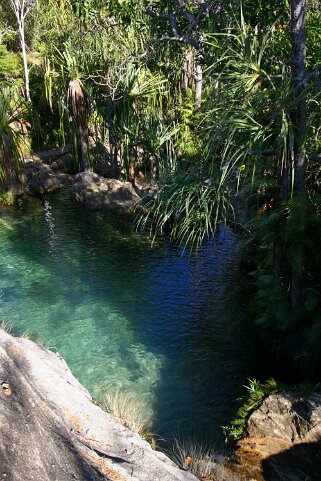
170, 439, 228, 481
0, 191, 16, 206
0, 319, 13, 334
103, 390, 152, 436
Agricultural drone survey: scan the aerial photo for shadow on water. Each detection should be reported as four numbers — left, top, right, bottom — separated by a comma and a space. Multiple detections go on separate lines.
147, 239, 258, 449
0, 191, 259, 449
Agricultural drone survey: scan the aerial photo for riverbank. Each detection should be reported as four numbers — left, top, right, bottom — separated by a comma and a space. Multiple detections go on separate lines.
0, 327, 199, 481
2, 326, 320, 481
0, 188, 252, 451
2, 151, 320, 480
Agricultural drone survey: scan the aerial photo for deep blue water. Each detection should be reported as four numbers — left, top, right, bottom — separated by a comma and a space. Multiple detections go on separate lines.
0, 191, 256, 447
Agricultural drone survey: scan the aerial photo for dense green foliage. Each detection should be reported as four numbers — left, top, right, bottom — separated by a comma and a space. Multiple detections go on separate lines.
223, 375, 321, 443
1, 0, 321, 379
0, 45, 22, 85
223, 378, 280, 442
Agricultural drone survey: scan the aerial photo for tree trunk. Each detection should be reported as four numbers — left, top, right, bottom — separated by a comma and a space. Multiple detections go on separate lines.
291, 0, 307, 194
68, 80, 91, 173
274, 1, 307, 306
77, 125, 90, 172
109, 129, 119, 179
10, 1, 31, 102
18, 19, 30, 102
195, 62, 202, 110
290, 0, 307, 307
181, 49, 193, 91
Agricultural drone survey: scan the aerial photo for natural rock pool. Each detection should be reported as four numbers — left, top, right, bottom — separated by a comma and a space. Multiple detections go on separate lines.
0, 191, 257, 448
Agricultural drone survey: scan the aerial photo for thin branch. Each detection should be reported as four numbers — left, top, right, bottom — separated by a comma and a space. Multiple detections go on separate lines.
146, 10, 180, 37
23, 7, 30, 20
178, 0, 198, 31
144, 35, 201, 55
145, 1, 215, 57
87, 74, 124, 101
305, 64, 321, 83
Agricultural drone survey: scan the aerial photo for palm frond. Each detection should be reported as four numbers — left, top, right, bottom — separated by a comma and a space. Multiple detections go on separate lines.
0, 88, 24, 188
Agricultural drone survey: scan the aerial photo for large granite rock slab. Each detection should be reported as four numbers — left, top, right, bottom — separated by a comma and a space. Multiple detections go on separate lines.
0, 329, 197, 481
73, 172, 140, 214
247, 391, 321, 443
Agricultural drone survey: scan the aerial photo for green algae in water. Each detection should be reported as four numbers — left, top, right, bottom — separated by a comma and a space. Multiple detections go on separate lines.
0, 193, 257, 446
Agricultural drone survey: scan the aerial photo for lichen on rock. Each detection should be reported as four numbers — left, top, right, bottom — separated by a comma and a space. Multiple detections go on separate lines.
247, 391, 321, 443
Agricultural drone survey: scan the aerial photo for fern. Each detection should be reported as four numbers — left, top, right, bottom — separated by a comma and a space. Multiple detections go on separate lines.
223, 377, 281, 443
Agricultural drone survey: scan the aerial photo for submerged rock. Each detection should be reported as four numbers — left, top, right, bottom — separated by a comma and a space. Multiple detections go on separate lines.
0, 328, 197, 481
73, 172, 140, 214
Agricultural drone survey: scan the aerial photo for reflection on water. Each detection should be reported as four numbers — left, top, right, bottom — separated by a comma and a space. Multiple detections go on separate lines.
0, 192, 257, 447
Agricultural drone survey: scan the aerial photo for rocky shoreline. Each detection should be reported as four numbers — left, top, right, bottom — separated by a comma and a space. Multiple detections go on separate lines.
0, 328, 198, 481
1, 325, 321, 481
2, 150, 321, 480
226, 390, 321, 480
21, 148, 142, 215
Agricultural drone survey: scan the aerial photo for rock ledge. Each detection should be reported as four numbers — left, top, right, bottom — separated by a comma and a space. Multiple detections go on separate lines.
0, 329, 197, 481
230, 391, 321, 481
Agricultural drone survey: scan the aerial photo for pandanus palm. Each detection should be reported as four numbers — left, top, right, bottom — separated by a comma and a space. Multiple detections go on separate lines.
0, 88, 24, 192
67, 78, 90, 172
45, 47, 91, 172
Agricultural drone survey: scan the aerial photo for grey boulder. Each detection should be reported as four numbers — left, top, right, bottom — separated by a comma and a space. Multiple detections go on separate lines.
22, 161, 68, 195
247, 391, 321, 443
73, 172, 140, 214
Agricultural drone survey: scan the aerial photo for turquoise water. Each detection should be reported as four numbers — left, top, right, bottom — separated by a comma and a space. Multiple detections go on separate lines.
0, 192, 256, 446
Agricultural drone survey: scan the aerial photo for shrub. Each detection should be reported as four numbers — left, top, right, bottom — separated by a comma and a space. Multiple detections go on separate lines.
223, 378, 280, 443
170, 439, 229, 481
0, 45, 23, 87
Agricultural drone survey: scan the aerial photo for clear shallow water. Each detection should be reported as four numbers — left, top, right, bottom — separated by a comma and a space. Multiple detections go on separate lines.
0, 192, 257, 446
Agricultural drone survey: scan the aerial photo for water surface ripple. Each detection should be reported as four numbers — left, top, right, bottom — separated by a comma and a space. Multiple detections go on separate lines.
0, 192, 256, 446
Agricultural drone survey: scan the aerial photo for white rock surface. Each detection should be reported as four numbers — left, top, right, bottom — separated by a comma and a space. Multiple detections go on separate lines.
0, 329, 198, 481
